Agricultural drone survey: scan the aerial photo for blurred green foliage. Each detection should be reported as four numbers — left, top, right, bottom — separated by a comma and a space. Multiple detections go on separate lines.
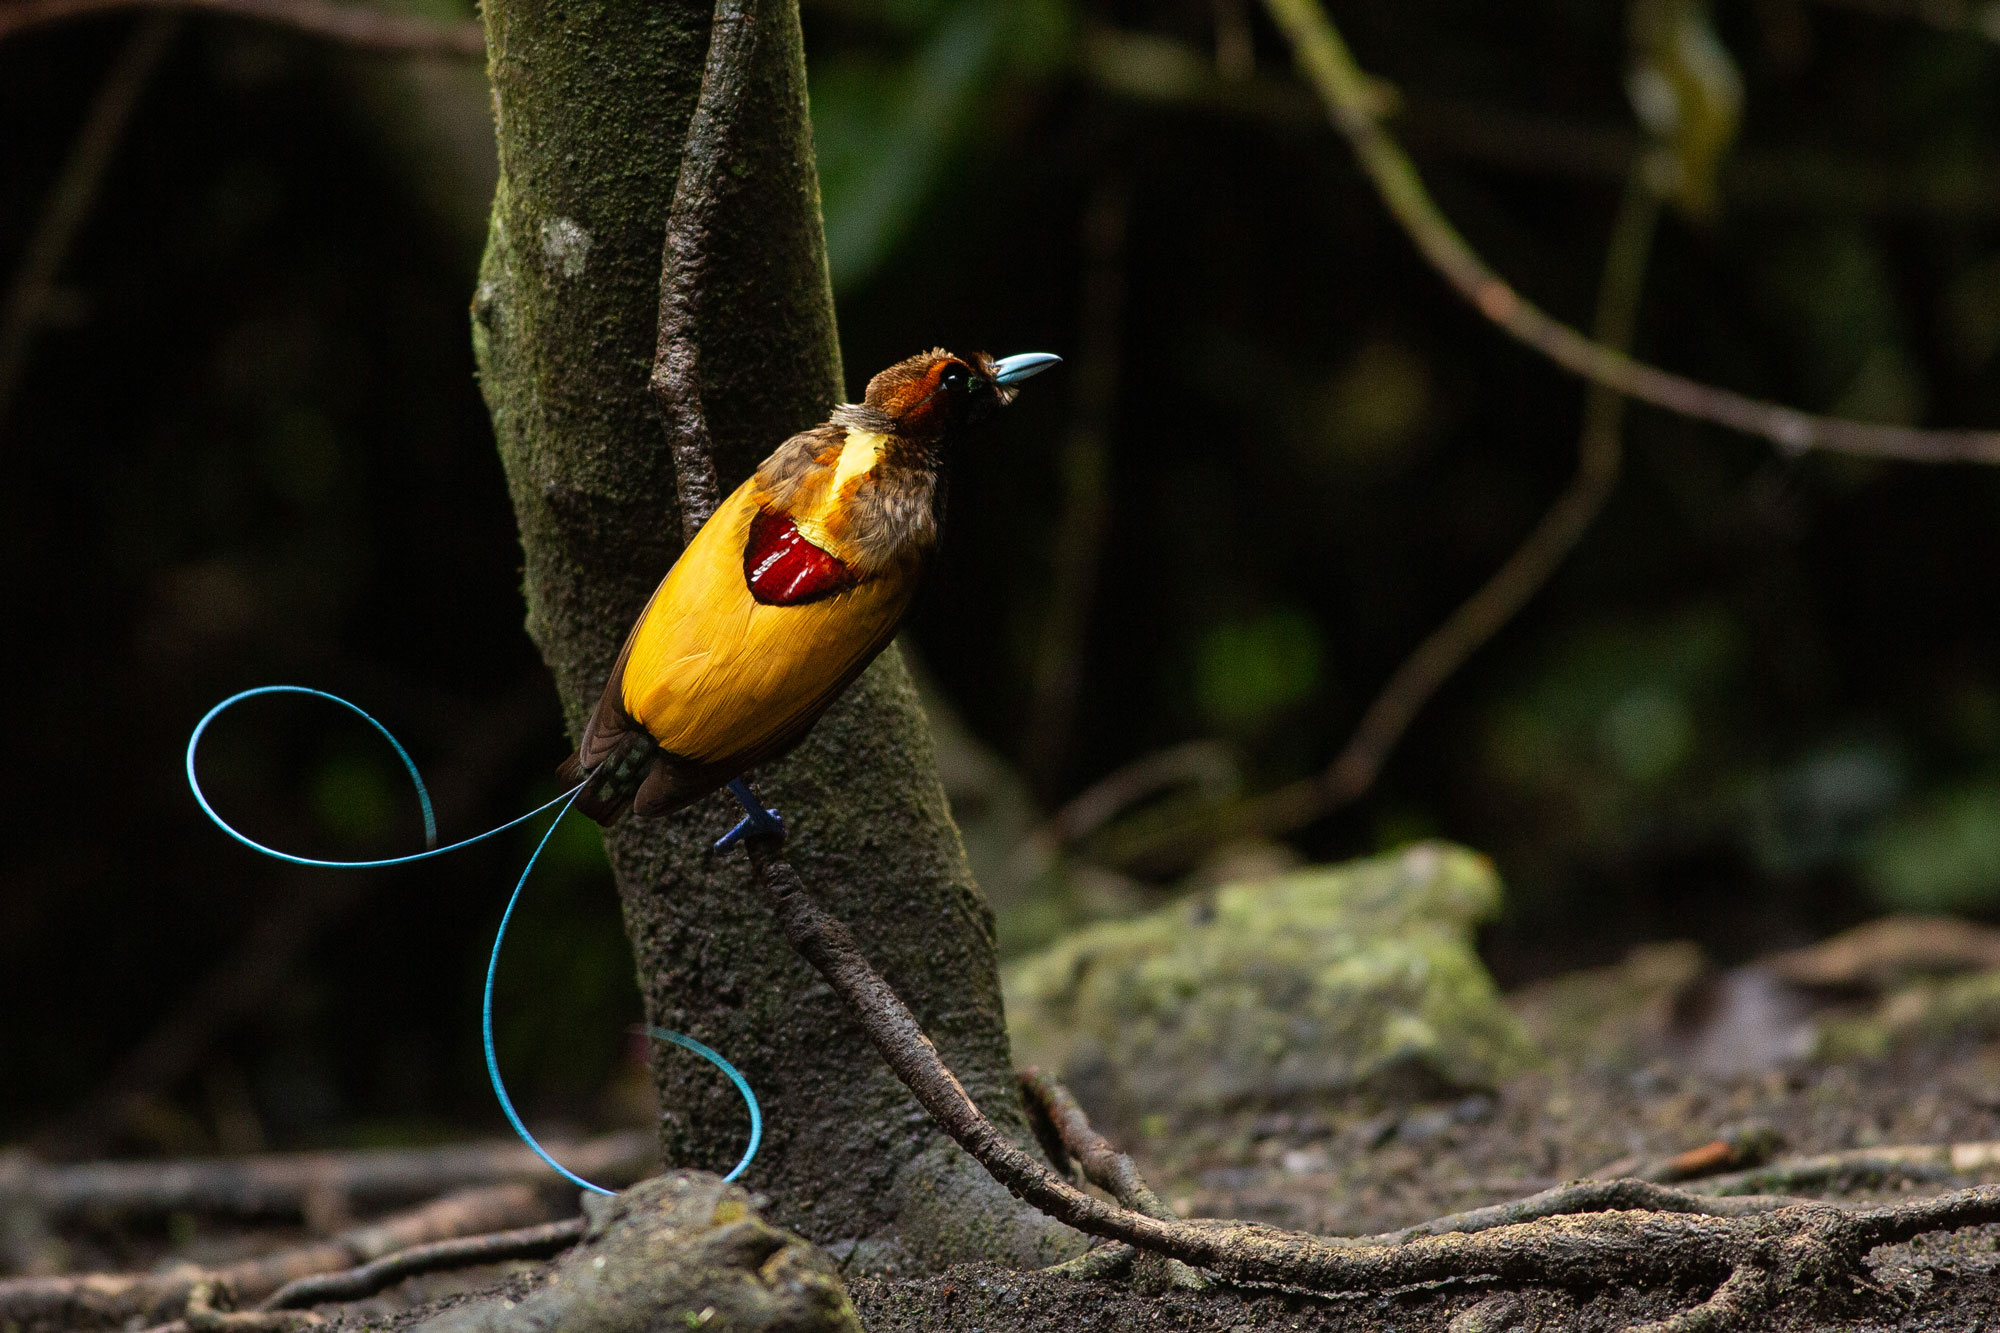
1862, 779, 2000, 912
1627, 0, 1742, 215
814, 0, 1071, 290
1194, 606, 1324, 732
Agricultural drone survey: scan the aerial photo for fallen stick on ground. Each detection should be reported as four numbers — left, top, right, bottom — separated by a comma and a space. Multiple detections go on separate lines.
0, 1131, 652, 1222
140, 1312, 325, 1333
1686, 1141, 2000, 1197
0, 1183, 560, 1329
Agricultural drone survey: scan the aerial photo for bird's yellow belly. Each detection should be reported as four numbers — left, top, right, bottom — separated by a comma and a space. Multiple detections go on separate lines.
619, 478, 913, 765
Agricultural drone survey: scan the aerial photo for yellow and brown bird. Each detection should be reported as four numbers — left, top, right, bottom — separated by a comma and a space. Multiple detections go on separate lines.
561, 347, 1060, 844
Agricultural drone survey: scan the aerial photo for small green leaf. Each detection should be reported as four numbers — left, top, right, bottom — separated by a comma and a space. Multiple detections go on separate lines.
1627, 0, 1743, 216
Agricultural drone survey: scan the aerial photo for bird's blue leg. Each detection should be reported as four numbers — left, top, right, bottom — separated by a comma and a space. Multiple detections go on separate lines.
714, 777, 785, 851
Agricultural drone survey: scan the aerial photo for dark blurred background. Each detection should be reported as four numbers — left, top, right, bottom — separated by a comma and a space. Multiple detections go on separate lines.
4, 0, 1999, 1155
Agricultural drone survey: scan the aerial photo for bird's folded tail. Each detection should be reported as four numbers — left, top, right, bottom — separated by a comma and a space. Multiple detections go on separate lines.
559, 727, 661, 826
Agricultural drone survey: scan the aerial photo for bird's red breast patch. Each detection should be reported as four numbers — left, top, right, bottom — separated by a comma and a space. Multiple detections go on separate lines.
744, 510, 854, 605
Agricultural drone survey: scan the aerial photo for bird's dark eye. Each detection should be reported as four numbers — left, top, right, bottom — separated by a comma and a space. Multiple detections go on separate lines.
938, 363, 969, 393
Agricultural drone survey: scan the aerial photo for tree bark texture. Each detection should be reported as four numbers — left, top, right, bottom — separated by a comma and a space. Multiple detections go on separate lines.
470, 0, 1074, 1272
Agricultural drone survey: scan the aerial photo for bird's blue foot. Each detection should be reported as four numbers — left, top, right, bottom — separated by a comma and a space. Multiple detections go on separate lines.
714, 778, 785, 851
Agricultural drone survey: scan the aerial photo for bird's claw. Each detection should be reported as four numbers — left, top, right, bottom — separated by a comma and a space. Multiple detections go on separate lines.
715, 779, 786, 851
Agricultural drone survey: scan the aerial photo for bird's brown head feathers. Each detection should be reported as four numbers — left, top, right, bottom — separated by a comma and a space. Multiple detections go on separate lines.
861, 349, 1016, 443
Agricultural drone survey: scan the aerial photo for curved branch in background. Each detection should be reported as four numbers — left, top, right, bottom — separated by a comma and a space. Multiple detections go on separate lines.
1812, 0, 2000, 40
0, 0, 483, 55
0, 12, 177, 435
1061, 165, 1661, 873
1259, 0, 2000, 464
1234, 171, 1665, 841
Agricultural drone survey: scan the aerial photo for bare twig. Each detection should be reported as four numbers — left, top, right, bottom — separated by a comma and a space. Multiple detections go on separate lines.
0, 1183, 561, 1328
1086, 25, 2000, 222
258, 1216, 584, 1310
1252, 172, 1663, 831
1686, 1141, 2000, 1197
0, 11, 177, 435
1590, 1123, 1786, 1185
1021, 177, 1129, 798
0, 1131, 652, 1221
1259, 0, 2000, 464
1010, 738, 1236, 883
0, 0, 482, 55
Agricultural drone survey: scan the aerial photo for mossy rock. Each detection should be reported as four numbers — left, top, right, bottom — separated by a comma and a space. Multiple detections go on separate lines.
1816, 966, 2000, 1061
1004, 842, 1532, 1127
411, 1173, 859, 1333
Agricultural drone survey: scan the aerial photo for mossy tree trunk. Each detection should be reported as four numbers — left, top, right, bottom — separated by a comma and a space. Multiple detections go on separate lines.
470, 0, 1075, 1272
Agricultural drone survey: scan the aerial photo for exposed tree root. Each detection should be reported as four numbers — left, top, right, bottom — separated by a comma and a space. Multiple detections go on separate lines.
1020, 1069, 1204, 1291
1357, 1179, 1808, 1246
751, 843, 2000, 1329
257, 1216, 585, 1311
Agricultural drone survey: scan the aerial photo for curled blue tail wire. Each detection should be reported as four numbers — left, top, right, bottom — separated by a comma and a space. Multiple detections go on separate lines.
187, 684, 762, 1191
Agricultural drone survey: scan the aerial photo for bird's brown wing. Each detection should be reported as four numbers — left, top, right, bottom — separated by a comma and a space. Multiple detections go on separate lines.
558, 590, 665, 824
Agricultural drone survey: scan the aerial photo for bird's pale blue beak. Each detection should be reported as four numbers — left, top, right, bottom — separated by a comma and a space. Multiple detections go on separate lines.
992, 352, 1062, 385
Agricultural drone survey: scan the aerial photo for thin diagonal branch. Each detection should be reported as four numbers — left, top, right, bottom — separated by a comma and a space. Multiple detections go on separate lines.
1260, 0, 2000, 464
1216, 169, 1664, 848
0, 0, 481, 54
